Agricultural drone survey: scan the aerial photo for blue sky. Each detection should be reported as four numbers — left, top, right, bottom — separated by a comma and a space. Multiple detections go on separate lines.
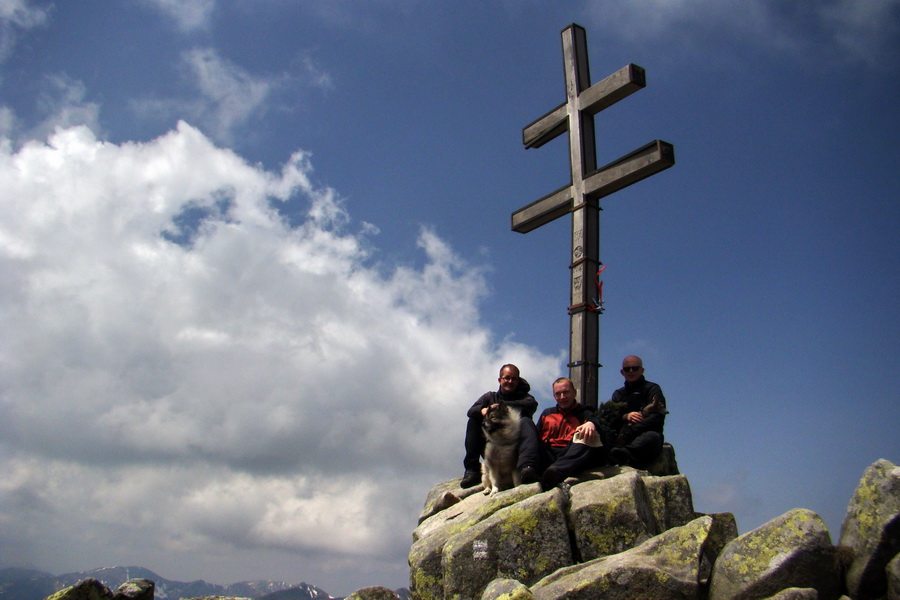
1, 0, 898, 596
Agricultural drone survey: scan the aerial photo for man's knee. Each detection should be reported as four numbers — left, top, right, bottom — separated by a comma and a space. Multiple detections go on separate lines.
629, 431, 663, 460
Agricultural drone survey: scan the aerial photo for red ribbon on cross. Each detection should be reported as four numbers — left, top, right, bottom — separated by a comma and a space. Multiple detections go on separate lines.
589, 264, 606, 313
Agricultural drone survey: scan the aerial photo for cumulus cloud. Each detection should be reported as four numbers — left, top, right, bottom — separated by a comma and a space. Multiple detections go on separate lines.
0, 122, 561, 585
0, 0, 47, 27
818, 0, 900, 65
586, 0, 900, 67
132, 47, 327, 145
0, 105, 15, 137
139, 0, 215, 32
0, 0, 49, 62
180, 47, 274, 141
23, 75, 102, 141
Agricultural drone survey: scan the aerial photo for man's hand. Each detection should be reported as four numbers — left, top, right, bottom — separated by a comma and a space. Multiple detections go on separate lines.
481, 403, 500, 417
574, 421, 597, 441
625, 411, 644, 424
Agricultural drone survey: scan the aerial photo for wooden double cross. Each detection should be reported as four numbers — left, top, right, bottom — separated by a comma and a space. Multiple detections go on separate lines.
512, 24, 675, 407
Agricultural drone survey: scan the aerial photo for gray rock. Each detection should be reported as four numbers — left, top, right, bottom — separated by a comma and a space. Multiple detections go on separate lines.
643, 473, 697, 531
647, 442, 680, 476
568, 471, 658, 561
839, 458, 900, 600
441, 487, 572, 599
759, 588, 818, 600
412, 482, 538, 543
529, 515, 713, 600
45, 579, 113, 600
709, 508, 841, 600
699, 512, 740, 584
409, 457, 896, 600
112, 580, 154, 600
419, 478, 485, 524
409, 484, 540, 600
479, 578, 534, 600
889, 552, 900, 600
345, 587, 401, 600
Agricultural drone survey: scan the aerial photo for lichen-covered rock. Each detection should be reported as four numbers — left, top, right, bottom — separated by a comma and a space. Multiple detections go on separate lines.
704, 513, 739, 563
419, 478, 485, 524
759, 588, 817, 600
413, 483, 538, 542
699, 513, 739, 584
409, 484, 541, 600
345, 587, 401, 600
441, 487, 571, 599
530, 515, 713, 600
479, 578, 535, 600
647, 442, 680, 476
887, 552, 900, 600
709, 508, 841, 600
839, 458, 900, 600
643, 474, 696, 531
45, 579, 114, 600
568, 471, 658, 561
112, 579, 154, 600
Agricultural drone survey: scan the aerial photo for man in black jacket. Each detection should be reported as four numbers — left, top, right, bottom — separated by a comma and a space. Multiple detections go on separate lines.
460, 364, 539, 488
606, 355, 667, 468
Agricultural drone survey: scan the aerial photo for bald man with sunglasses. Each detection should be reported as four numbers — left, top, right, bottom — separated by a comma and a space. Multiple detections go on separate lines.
607, 355, 668, 468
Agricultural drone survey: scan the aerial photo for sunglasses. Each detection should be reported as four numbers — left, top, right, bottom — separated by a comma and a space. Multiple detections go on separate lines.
622, 366, 642, 373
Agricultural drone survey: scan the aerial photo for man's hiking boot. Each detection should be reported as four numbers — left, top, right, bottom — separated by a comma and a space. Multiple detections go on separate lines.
520, 465, 539, 485
540, 467, 564, 492
460, 470, 481, 489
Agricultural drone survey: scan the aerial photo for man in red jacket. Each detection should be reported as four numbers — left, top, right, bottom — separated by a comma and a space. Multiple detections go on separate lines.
519, 377, 606, 491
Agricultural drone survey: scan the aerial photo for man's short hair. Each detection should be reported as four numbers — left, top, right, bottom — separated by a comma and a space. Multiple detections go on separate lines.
552, 377, 573, 388
499, 364, 520, 377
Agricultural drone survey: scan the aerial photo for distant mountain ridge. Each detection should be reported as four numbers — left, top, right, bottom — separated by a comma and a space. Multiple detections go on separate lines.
0, 566, 340, 600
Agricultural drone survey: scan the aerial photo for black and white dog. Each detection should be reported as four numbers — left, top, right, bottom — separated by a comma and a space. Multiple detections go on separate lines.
480, 403, 522, 495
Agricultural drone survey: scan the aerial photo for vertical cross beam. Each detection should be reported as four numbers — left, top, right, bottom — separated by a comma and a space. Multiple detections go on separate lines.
562, 25, 600, 411
512, 24, 674, 408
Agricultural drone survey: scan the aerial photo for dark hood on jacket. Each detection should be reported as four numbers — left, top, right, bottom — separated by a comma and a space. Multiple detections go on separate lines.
500, 377, 531, 398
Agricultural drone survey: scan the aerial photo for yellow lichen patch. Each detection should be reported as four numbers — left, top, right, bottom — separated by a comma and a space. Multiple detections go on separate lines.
497, 503, 542, 537
410, 568, 442, 600
719, 509, 827, 579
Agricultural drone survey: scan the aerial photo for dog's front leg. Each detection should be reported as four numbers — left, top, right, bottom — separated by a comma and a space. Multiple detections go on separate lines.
481, 464, 494, 495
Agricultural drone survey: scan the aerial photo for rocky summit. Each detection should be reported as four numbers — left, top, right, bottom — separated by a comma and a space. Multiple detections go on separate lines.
408, 455, 899, 600
35, 456, 898, 600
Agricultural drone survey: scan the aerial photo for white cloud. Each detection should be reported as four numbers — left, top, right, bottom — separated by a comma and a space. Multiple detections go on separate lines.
819, 0, 900, 65
24, 75, 102, 141
0, 0, 49, 62
0, 0, 48, 27
140, 0, 215, 32
0, 122, 561, 588
585, 0, 900, 67
182, 48, 272, 141
298, 54, 334, 92
0, 105, 15, 138
131, 47, 324, 145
